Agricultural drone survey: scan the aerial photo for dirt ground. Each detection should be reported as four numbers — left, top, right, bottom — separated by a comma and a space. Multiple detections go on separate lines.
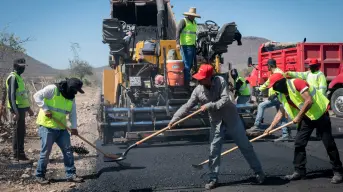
0, 86, 101, 192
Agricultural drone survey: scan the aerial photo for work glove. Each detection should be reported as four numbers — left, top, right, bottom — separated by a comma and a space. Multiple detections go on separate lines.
44, 110, 52, 119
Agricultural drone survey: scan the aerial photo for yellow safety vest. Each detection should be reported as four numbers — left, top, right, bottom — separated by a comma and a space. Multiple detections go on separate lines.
287, 70, 327, 96
36, 87, 73, 129
5, 72, 30, 108
236, 76, 250, 96
259, 68, 284, 96
277, 79, 329, 121
180, 18, 197, 46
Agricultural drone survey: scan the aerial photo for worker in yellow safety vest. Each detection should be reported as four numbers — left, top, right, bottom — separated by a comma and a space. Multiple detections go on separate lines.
264, 73, 343, 184
33, 78, 85, 185
286, 58, 327, 139
6, 58, 34, 163
176, 7, 200, 86
246, 59, 292, 142
230, 68, 251, 106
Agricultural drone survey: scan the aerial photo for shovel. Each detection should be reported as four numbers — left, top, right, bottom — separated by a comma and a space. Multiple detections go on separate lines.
105, 108, 204, 162
51, 116, 120, 160
191, 121, 294, 170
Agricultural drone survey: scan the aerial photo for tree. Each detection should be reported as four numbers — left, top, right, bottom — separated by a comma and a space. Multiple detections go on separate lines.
68, 42, 93, 81
69, 59, 93, 80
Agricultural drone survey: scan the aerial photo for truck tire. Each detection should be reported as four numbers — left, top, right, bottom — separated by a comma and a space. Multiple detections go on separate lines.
330, 88, 343, 117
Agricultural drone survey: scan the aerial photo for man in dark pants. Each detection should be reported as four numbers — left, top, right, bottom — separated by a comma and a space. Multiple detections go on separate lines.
176, 7, 200, 86
264, 73, 343, 184
6, 58, 34, 162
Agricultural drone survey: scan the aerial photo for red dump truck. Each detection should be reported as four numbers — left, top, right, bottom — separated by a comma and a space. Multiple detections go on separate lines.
246, 41, 343, 117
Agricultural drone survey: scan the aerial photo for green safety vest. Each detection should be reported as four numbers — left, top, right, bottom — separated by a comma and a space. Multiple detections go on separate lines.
259, 68, 284, 96
36, 87, 73, 129
5, 72, 30, 109
180, 18, 197, 46
287, 70, 327, 96
236, 76, 250, 96
277, 79, 329, 121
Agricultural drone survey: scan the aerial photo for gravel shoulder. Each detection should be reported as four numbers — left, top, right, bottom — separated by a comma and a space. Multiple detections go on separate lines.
0, 86, 101, 192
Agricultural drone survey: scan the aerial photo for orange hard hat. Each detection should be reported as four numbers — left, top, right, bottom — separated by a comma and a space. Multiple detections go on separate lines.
309, 58, 319, 66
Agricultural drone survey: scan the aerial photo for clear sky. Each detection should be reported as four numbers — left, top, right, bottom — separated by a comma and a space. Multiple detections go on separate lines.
1, 0, 343, 69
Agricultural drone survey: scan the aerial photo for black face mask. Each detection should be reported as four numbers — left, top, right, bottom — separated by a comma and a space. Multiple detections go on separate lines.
55, 81, 77, 100
15, 66, 25, 75
272, 78, 288, 94
309, 64, 319, 73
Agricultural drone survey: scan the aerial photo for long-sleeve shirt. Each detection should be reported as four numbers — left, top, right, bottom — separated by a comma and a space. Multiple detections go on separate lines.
286, 70, 327, 95
33, 84, 77, 129
170, 75, 240, 127
7, 75, 19, 114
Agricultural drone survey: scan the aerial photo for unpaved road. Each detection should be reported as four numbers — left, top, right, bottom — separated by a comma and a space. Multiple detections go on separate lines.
0, 86, 101, 192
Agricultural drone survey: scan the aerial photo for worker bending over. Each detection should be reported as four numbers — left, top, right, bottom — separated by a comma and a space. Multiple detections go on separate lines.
246, 59, 292, 142
33, 78, 84, 184
168, 64, 265, 190
176, 7, 200, 86
264, 73, 342, 184
286, 58, 327, 139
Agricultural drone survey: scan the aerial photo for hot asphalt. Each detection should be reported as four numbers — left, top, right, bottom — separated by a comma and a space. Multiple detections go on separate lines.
75, 108, 343, 192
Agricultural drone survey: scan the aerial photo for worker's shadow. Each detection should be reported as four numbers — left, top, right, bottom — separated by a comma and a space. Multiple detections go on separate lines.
216, 169, 334, 187
49, 163, 145, 183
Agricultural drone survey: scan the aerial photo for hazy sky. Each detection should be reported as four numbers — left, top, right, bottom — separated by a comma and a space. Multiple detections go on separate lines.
1, 0, 343, 69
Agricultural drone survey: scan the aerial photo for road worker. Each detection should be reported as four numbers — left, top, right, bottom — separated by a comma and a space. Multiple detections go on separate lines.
176, 7, 200, 86
264, 73, 343, 184
33, 78, 84, 184
246, 58, 292, 142
6, 58, 34, 163
286, 58, 327, 139
168, 64, 265, 190
230, 68, 251, 106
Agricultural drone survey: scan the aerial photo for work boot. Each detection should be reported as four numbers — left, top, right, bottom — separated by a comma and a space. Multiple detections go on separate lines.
35, 177, 50, 185
255, 172, 265, 184
205, 179, 218, 190
284, 171, 306, 181
331, 172, 343, 184
67, 174, 84, 183
273, 135, 293, 142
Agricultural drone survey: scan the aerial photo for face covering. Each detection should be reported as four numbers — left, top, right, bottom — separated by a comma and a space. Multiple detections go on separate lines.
309, 64, 319, 73
272, 78, 288, 94
15, 66, 25, 75
55, 80, 76, 100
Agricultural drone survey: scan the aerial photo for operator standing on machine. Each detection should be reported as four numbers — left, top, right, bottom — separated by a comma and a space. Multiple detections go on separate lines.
176, 7, 200, 86
168, 64, 265, 190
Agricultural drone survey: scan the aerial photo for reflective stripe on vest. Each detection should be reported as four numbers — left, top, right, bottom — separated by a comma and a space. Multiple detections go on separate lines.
5, 72, 30, 108
36, 87, 73, 129
277, 79, 329, 121
236, 77, 250, 96
180, 18, 197, 46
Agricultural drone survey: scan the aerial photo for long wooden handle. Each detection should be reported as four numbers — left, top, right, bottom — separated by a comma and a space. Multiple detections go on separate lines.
198, 121, 294, 166
136, 108, 203, 145
51, 117, 108, 156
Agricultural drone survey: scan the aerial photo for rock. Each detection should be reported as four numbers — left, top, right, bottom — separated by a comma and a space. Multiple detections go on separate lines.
33, 162, 38, 167
21, 174, 30, 179
27, 148, 33, 153
25, 168, 31, 173
49, 190, 57, 192
69, 183, 76, 188
0, 138, 4, 143
0, 132, 8, 137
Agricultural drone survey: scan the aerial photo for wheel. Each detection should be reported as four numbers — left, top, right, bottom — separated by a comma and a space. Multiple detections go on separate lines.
330, 88, 343, 117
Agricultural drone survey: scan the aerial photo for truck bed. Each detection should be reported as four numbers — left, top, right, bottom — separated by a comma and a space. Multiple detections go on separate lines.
257, 43, 343, 85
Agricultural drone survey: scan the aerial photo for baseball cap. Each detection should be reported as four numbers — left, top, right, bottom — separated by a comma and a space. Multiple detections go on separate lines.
192, 64, 214, 80
267, 73, 285, 88
309, 58, 319, 65
67, 78, 85, 94
13, 58, 27, 66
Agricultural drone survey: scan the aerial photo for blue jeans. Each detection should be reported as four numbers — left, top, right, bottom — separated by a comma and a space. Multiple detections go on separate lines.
180, 45, 196, 83
35, 126, 76, 179
254, 97, 290, 136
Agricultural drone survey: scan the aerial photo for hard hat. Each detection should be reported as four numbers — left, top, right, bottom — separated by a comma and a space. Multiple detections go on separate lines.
309, 58, 319, 66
